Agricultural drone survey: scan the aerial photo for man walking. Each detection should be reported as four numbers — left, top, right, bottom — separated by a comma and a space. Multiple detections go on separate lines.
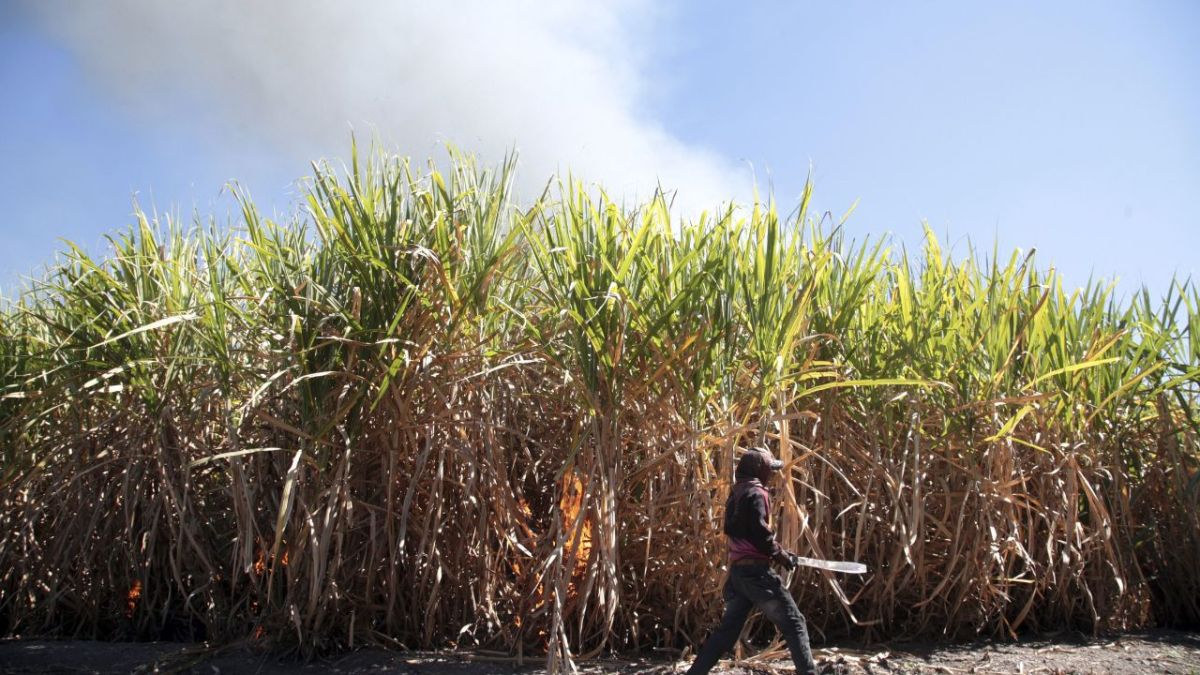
685, 446, 817, 675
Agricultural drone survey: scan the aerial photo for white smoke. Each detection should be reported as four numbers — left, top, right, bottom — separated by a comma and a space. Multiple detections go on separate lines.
26, 0, 747, 213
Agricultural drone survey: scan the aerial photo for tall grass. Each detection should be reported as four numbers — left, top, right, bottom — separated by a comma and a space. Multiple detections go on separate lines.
1, 147, 1197, 669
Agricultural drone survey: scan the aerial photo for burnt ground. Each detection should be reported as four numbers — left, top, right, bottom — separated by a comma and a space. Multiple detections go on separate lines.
1, 630, 1198, 674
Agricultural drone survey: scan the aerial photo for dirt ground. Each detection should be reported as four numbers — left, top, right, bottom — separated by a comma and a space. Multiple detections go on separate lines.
1, 630, 1198, 674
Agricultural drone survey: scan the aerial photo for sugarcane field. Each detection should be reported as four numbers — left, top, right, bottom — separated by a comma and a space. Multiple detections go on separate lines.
3, 4, 1199, 674
1, 147, 1197, 674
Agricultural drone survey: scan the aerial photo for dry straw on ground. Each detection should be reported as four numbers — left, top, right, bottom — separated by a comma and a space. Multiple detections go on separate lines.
1, 147, 1197, 672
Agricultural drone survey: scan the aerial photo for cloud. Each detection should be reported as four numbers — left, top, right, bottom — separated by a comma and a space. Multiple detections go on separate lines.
26, 0, 747, 213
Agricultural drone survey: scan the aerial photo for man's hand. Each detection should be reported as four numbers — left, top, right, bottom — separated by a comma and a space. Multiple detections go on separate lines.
772, 551, 798, 570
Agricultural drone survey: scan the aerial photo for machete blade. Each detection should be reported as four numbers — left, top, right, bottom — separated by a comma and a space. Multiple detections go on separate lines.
793, 555, 868, 574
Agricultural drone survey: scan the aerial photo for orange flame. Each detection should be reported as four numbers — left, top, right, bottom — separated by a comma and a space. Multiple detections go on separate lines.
508, 471, 594, 644
252, 546, 288, 574
558, 472, 592, 581
125, 580, 142, 618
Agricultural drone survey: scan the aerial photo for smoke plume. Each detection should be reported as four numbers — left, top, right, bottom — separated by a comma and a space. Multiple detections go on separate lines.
27, 1, 747, 212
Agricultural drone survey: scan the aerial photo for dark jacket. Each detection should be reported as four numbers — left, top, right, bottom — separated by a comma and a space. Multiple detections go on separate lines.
723, 476, 783, 561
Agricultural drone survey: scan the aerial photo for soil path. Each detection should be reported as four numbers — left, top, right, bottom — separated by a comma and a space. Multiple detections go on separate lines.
2, 631, 1198, 674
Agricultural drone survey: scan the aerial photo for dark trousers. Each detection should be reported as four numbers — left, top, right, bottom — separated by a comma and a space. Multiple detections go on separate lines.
686, 564, 816, 675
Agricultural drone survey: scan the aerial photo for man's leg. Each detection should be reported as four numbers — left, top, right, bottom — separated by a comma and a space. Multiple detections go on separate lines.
685, 576, 753, 675
747, 571, 817, 675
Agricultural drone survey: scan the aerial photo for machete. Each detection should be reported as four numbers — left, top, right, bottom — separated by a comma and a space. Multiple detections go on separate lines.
791, 554, 867, 574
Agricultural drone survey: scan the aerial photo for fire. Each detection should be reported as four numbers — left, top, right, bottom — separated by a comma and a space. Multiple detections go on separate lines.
508, 470, 595, 643
125, 579, 142, 618
558, 472, 592, 580
251, 545, 288, 574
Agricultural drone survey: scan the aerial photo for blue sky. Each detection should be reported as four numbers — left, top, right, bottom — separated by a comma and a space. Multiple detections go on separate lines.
2, 1, 1197, 297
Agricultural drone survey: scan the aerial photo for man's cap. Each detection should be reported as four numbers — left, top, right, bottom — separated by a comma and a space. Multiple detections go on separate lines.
737, 445, 784, 474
